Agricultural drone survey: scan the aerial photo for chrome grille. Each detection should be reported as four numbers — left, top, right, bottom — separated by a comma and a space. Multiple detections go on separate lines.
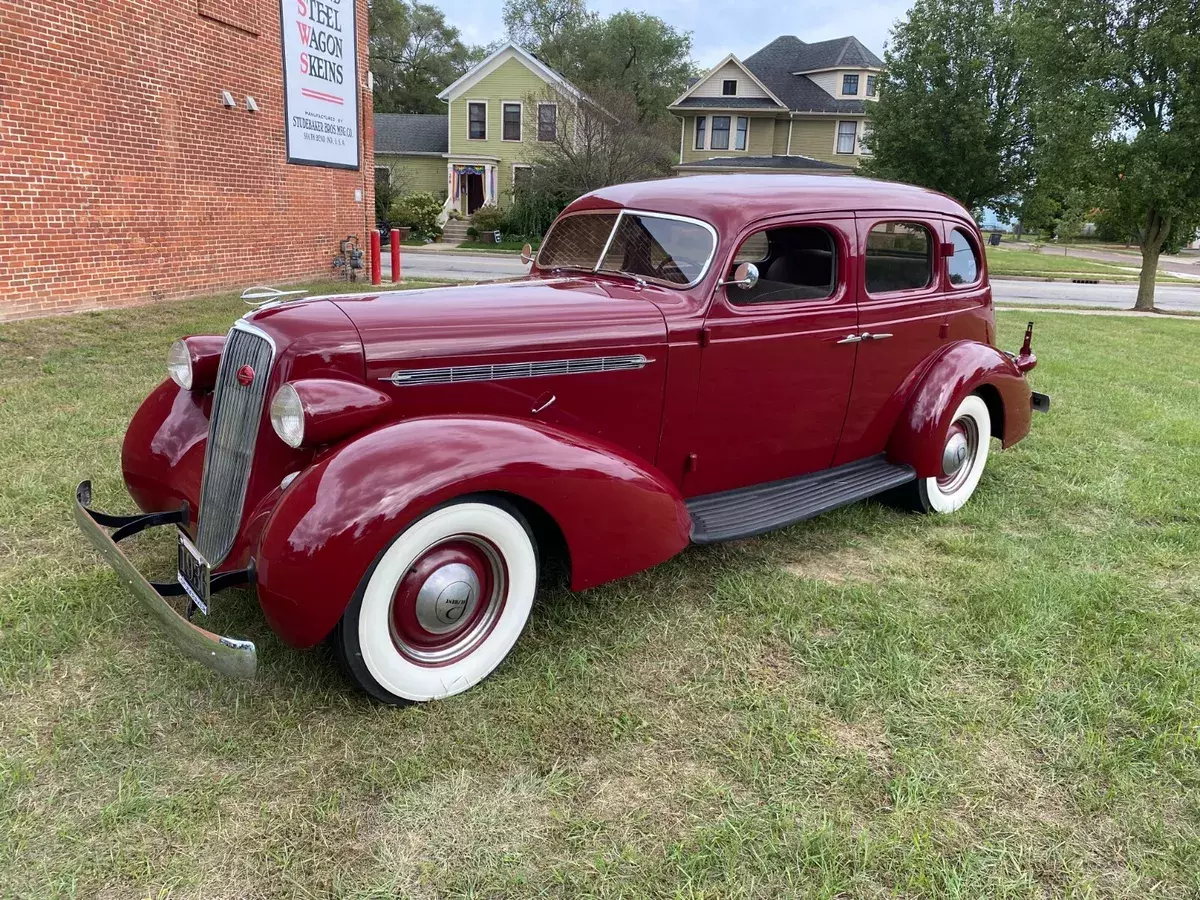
196, 323, 274, 565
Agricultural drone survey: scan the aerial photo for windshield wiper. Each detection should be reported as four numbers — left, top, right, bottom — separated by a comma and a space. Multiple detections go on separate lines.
594, 269, 647, 288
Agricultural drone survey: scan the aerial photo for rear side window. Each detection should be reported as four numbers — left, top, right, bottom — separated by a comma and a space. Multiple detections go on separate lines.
727, 226, 837, 305
947, 228, 981, 286
864, 222, 933, 294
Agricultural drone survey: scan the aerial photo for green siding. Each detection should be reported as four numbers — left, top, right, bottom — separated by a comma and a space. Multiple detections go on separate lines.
448, 57, 555, 206
772, 120, 789, 155
789, 118, 865, 166
679, 114, 780, 163
376, 154, 446, 198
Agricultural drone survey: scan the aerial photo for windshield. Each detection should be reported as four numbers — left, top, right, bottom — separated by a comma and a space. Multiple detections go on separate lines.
536, 210, 716, 287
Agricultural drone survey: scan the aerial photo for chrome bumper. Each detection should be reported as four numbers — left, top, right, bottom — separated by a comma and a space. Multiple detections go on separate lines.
73, 480, 257, 679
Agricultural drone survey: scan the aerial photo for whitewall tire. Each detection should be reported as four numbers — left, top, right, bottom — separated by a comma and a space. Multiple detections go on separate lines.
334, 499, 538, 704
888, 394, 992, 514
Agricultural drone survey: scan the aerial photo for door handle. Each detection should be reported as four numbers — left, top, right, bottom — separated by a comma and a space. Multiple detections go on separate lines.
861, 332, 893, 341
836, 333, 863, 344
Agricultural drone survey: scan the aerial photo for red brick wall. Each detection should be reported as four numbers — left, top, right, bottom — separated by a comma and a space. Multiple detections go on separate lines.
0, 0, 374, 321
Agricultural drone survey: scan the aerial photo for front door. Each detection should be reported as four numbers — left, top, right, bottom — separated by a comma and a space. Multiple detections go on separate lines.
833, 215, 949, 465
685, 217, 859, 497
465, 173, 485, 214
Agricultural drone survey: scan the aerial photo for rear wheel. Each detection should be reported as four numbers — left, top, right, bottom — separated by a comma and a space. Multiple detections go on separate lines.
334, 499, 538, 704
886, 394, 992, 514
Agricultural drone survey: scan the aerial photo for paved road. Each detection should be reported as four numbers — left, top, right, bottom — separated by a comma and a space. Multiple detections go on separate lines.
391, 249, 1200, 312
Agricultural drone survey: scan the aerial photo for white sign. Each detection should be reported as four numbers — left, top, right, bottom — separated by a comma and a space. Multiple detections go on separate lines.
280, 0, 360, 169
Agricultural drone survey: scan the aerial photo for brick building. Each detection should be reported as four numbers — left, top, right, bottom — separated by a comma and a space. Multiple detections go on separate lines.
0, 0, 374, 321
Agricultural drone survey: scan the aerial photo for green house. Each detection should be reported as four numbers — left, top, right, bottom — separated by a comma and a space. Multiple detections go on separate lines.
374, 42, 584, 216
670, 35, 882, 176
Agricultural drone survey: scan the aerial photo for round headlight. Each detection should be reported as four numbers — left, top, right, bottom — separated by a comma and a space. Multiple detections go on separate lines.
167, 340, 193, 389
270, 383, 305, 448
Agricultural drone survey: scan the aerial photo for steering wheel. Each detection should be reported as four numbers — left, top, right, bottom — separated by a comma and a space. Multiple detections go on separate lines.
653, 258, 686, 283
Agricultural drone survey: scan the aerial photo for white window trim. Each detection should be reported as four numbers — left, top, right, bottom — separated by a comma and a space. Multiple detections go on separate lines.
694, 116, 706, 150
467, 100, 488, 141
709, 114, 733, 151
374, 165, 391, 182
536, 102, 558, 142
501, 101, 522, 142
841, 74, 860, 96
693, 114, 752, 152
735, 116, 749, 151
512, 163, 533, 193
722, 79, 738, 96
835, 119, 859, 155
859, 122, 873, 156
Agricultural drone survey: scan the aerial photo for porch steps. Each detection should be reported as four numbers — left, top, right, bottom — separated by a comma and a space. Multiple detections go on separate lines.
441, 220, 470, 246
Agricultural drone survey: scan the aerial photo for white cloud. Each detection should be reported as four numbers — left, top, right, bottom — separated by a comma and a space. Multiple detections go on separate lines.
433, 0, 911, 68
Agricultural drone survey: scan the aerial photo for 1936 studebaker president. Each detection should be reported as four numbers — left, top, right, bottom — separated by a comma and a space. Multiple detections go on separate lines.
76, 174, 1048, 705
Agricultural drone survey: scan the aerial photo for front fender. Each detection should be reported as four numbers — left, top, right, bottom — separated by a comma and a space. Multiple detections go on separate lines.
887, 341, 1032, 479
254, 416, 692, 648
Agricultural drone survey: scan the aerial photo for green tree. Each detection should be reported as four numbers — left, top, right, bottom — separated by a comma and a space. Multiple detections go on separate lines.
369, 0, 485, 113
502, 0, 695, 122
861, 0, 1034, 217
1021, 0, 1200, 310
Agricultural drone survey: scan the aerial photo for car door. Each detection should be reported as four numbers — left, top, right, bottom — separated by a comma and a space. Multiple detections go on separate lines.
833, 214, 950, 466
684, 216, 859, 497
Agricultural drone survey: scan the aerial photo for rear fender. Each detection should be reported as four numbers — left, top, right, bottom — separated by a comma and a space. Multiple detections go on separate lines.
887, 341, 1032, 479
254, 416, 692, 648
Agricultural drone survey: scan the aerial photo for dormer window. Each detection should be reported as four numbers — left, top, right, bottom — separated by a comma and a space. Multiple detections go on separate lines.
867, 75, 877, 97
722, 79, 737, 96
842, 74, 859, 95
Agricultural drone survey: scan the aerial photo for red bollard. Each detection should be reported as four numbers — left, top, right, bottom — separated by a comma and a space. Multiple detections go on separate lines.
370, 230, 382, 286
390, 229, 401, 283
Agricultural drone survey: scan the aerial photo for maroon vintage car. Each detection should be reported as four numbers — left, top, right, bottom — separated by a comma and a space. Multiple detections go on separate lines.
76, 174, 1047, 704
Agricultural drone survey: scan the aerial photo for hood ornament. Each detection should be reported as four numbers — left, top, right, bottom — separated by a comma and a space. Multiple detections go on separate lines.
241, 286, 309, 308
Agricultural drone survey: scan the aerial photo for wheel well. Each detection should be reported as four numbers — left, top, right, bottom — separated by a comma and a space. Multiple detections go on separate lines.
492, 492, 572, 588
973, 383, 1004, 441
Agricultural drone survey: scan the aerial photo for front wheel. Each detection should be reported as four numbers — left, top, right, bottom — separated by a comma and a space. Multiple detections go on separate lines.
886, 394, 992, 514
334, 499, 538, 704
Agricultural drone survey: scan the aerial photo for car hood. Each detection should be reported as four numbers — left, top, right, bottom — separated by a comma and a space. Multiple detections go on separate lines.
327, 277, 668, 376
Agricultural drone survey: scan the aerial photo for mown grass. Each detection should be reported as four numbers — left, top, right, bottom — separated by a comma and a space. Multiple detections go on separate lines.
2, 294, 1200, 898
985, 246, 1189, 282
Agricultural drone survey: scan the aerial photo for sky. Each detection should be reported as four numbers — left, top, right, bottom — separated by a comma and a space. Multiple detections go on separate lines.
434, 0, 914, 69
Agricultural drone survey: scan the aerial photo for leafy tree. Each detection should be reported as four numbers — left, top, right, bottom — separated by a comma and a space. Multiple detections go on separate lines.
1020, 0, 1200, 309
369, 0, 484, 113
502, 0, 695, 122
861, 0, 1034, 217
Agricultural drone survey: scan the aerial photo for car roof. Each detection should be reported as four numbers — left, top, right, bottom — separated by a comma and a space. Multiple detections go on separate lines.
563, 174, 974, 234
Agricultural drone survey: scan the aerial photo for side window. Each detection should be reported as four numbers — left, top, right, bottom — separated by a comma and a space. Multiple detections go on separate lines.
947, 228, 981, 286
727, 226, 838, 305
864, 222, 933, 294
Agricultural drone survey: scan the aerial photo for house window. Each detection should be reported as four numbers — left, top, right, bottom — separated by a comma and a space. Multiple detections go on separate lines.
866, 75, 877, 97
722, 79, 737, 96
735, 117, 748, 151
374, 166, 391, 187
836, 120, 858, 154
513, 165, 534, 194
468, 102, 486, 140
711, 116, 731, 150
865, 222, 934, 294
859, 123, 873, 156
842, 74, 859, 95
537, 103, 557, 141
695, 116, 706, 150
727, 226, 838, 305
947, 228, 981, 286
502, 103, 522, 141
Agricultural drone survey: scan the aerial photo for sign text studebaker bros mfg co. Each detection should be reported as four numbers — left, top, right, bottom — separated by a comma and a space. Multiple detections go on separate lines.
280, 0, 359, 169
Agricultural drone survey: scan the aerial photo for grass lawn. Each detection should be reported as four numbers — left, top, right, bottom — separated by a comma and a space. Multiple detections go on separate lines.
985, 246, 1188, 282
3, 297, 1200, 897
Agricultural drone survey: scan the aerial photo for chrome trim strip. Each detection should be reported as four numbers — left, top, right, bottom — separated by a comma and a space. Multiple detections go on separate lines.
382, 353, 653, 387
535, 208, 719, 289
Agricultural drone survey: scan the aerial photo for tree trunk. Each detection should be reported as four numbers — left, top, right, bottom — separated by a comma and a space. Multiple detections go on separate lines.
1134, 208, 1171, 312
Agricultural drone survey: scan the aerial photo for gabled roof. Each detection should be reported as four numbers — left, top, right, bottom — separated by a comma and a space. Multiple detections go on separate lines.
790, 36, 883, 72
436, 41, 583, 102
743, 37, 873, 114
669, 53, 786, 109
375, 114, 448, 155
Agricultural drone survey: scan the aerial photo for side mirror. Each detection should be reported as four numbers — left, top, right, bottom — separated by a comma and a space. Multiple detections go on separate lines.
521, 243, 534, 265
720, 262, 759, 290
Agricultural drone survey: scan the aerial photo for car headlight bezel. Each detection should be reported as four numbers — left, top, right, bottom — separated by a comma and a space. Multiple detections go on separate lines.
166, 340, 193, 390
269, 383, 306, 449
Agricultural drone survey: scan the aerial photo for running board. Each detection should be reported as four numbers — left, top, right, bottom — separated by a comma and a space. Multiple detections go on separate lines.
686, 454, 916, 544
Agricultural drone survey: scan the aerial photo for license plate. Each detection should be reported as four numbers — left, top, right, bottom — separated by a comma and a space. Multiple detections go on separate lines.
177, 531, 211, 615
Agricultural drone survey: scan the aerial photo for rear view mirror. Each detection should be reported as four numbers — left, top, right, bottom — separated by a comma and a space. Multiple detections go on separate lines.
720, 262, 759, 290
521, 243, 534, 265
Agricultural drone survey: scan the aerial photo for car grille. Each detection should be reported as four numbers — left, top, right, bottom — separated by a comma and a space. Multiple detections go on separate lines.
196, 323, 274, 565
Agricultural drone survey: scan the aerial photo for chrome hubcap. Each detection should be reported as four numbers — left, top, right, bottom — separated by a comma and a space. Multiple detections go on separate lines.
937, 418, 979, 493
414, 563, 481, 634
942, 432, 970, 476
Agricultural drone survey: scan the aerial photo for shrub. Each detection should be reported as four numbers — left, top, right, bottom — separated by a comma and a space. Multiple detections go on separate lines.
470, 204, 508, 235
506, 184, 564, 239
389, 191, 443, 238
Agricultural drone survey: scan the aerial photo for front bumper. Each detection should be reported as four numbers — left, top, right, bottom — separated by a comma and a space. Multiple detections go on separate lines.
74, 480, 257, 679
